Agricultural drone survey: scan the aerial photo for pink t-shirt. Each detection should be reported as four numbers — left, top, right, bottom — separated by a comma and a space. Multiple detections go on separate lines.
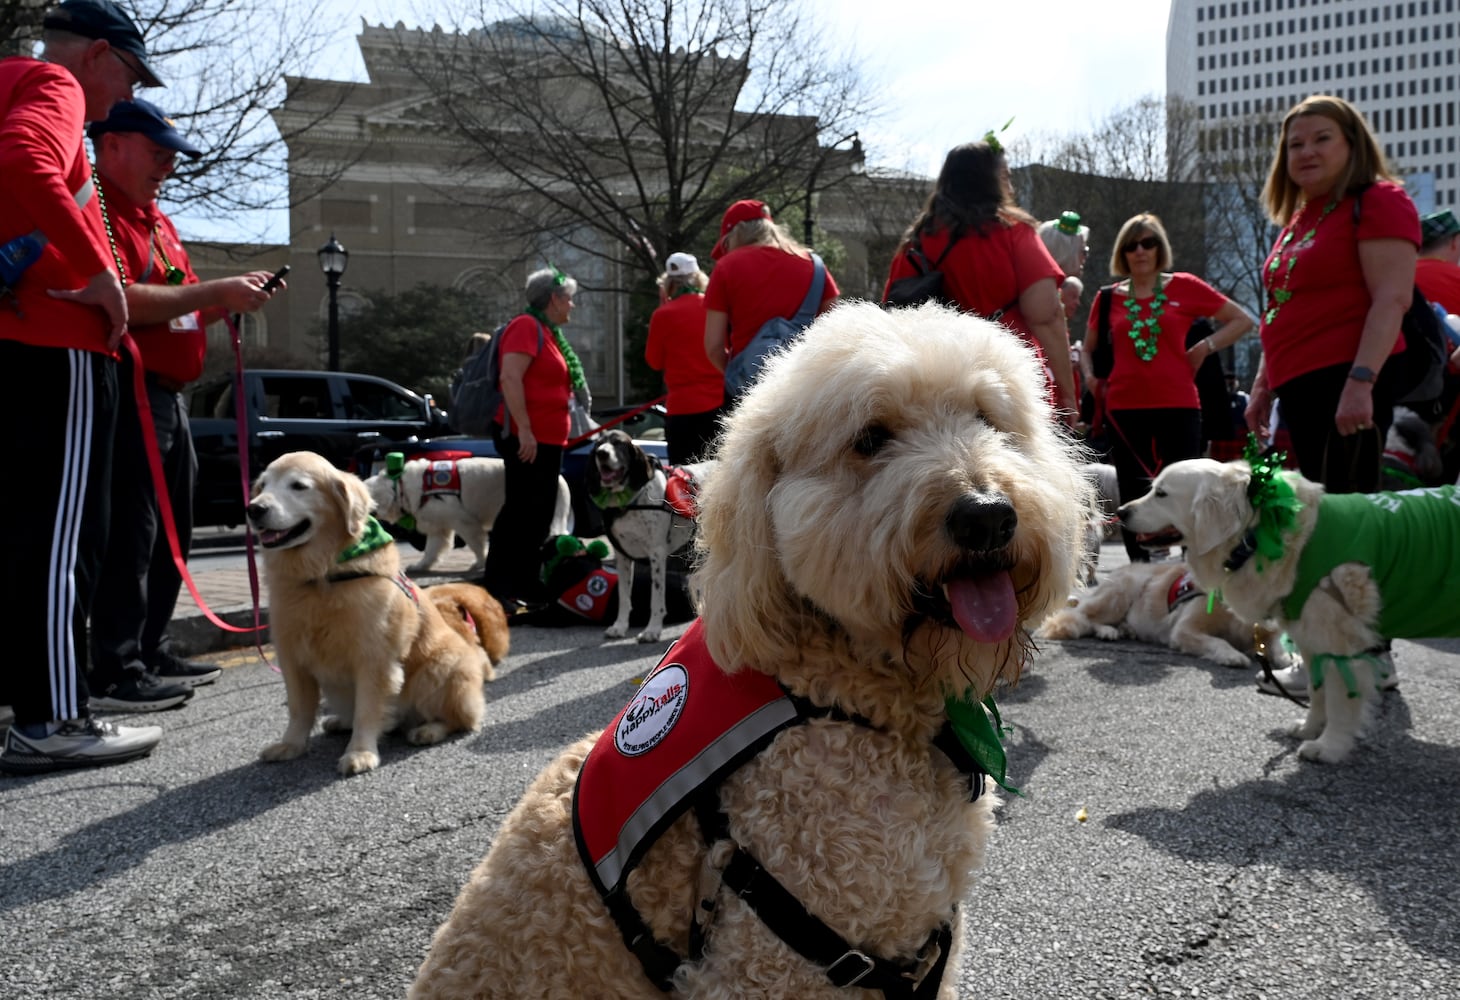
1259, 180, 1420, 389
1086, 272, 1228, 410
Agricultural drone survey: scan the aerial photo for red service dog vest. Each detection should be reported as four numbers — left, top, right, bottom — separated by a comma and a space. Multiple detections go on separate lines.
573, 619, 800, 896
557, 566, 617, 623
420, 460, 463, 503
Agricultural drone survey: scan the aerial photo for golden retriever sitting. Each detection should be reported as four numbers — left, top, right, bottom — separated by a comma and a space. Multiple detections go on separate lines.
1038, 560, 1291, 669
1121, 458, 1460, 763
410, 302, 1095, 998
248, 452, 491, 776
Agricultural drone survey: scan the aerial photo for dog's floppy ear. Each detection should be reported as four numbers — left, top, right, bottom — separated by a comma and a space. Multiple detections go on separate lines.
626, 436, 653, 489
336, 472, 375, 540
1188, 464, 1253, 556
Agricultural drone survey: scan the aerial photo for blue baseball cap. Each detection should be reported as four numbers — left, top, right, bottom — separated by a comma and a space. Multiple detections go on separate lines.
43, 0, 162, 88
88, 99, 203, 159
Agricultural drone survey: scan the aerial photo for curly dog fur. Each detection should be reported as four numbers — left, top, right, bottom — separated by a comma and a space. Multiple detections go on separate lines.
409, 302, 1096, 998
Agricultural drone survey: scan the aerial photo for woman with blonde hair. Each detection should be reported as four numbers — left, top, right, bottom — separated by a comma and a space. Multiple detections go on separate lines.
1244, 94, 1420, 495
1083, 212, 1253, 562
703, 199, 839, 403
646, 252, 722, 463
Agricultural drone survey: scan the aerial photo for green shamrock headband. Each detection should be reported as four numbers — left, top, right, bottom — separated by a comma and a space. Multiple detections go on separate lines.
982, 116, 1015, 156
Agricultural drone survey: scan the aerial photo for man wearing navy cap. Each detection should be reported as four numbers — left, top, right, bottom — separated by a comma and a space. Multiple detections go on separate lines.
86, 99, 282, 712
1, 1, 164, 773
1416, 209, 1460, 319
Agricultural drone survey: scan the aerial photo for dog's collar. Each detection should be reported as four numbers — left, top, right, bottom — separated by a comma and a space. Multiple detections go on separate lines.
336, 516, 394, 564
1222, 529, 1260, 572
591, 484, 638, 509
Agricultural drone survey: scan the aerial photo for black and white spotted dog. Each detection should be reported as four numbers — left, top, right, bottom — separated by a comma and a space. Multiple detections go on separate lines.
585, 429, 707, 642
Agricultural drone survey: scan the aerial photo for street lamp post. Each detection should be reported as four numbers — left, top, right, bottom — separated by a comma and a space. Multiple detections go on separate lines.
803, 131, 862, 249
317, 232, 349, 371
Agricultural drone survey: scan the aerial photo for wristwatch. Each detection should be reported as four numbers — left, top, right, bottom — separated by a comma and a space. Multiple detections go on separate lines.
1347, 365, 1377, 383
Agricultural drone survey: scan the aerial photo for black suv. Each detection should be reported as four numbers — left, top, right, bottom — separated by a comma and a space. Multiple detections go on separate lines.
188, 369, 450, 527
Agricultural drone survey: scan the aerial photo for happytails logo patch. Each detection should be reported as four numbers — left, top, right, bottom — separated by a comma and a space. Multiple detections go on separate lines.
614, 665, 688, 756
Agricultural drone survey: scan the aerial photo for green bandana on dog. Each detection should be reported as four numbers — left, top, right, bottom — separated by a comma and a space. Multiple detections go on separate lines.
337, 516, 394, 563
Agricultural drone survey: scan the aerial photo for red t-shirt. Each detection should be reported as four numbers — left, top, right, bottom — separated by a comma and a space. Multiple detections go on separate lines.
703, 245, 839, 360
495, 314, 570, 447
1085, 272, 1228, 411
1259, 180, 1420, 389
645, 291, 723, 415
97, 176, 207, 384
882, 219, 1064, 347
1416, 258, 1460, 317
0, 58, 114, 353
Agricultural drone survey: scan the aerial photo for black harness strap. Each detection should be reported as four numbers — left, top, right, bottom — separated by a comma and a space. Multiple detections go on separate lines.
602, 887, 683, 993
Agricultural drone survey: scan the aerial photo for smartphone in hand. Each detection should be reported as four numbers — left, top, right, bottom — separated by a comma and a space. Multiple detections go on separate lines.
260, 265, 291, 294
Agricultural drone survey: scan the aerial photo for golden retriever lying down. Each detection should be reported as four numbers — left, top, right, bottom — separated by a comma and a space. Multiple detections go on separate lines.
1121, 458, 1460, 763
410, 302, 1095, 998
248, 452, 492, 776
1038, 560, 1291, 669
426, 583, 510, 673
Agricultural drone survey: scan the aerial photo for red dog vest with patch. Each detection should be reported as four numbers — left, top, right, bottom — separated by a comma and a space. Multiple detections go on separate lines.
573, 619, 801, 896
419, 460, 463, 503
1166, 571, 1202, 613
557, 566, 618, 623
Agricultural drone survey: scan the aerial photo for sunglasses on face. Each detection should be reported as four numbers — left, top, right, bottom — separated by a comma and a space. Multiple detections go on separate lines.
1122, 236, 1161, 254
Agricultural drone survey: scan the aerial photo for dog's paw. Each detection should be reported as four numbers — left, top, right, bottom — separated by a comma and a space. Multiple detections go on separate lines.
1209, 647, 1252, 668
604, 623, 629, 639
406, 721, 450, 745
1092, 624, 1120, 641
1289, 717, 1323, 741
320, 715, 351, 733
259, 740, 306, 762
636, 628, 663, 644
1297, 738, 1350, 764
337, 749, 381, 775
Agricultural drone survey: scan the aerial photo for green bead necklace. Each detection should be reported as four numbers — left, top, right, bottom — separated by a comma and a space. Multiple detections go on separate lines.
1123, 274, 1167, 362
1263, 199, 1337, 326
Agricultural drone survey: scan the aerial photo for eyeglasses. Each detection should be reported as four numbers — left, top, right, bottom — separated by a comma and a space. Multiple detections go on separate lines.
110, 48, 144, 88
1122, 236, 1161, 254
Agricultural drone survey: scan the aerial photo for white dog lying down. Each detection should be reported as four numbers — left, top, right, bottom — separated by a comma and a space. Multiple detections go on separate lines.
409, 301, 1096, 998
1121, 458, 1460, 763
364, 457, 571, 573
1038, 559, 1292, 669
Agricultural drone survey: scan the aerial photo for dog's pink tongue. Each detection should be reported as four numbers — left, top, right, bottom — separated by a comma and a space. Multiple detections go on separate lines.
946, 571, 1018, 643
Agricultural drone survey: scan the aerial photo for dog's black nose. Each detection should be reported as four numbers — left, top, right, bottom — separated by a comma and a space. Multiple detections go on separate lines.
947, 495, 1017, 552
246, 500, 267, 523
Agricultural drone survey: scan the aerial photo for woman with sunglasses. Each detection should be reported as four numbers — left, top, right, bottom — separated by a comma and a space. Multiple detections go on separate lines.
1083, 213, 1254, 563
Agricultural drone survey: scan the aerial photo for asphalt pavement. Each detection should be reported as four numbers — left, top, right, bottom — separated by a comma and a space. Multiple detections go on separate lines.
2, 541, 1457, 999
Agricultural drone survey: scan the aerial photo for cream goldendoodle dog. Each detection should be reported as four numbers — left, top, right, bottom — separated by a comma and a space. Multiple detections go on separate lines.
409, 302, 1095, 999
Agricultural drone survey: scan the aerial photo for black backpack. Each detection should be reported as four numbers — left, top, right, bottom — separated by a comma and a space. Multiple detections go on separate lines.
883, 235, 961, 310
449, 318, 544, 436
1353, 188, 1447, 406
1091, 285, 1117, 378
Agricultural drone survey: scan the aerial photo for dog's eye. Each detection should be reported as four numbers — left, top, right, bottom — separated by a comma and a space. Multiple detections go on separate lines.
289, 480, 311, 492
1153, 489, 1167, 498
852, 423, 893, 457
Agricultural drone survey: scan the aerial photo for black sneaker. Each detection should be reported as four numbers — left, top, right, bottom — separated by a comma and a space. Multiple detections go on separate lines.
147, 650, 222, 688
0, 717, 162, 774
90, 673, 194, 712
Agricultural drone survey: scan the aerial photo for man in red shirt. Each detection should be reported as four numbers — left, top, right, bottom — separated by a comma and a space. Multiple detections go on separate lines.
1415, 210, 1460, 317
86, 99, 281, 713
0, 0, 165, 775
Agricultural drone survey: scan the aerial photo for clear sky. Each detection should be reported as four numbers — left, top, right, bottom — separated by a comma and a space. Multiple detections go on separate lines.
172, 0, 1173, 241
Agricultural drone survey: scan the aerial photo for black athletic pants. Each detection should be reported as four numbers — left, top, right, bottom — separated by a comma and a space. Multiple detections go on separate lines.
90, 355, 197, 687
1106, 406, 1202, 563
1273, 362, 1395, 496
480, 436, 564, 605
665, 407, 722, 466
0, 341, 117, 727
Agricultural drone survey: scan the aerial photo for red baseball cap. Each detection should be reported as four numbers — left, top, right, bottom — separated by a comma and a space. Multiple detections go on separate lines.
711, 199, 772, 259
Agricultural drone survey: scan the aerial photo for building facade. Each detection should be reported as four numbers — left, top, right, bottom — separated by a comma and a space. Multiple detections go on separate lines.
1167, 0, 1458, 210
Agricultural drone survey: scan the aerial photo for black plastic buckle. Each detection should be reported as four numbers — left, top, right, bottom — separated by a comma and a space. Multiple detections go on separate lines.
826, 949, 875, 988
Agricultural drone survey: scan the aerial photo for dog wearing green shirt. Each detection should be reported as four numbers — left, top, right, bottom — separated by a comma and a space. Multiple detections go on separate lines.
1121, 457, 1460, 763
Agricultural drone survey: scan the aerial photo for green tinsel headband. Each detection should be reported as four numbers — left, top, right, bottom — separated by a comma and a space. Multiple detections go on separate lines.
549, 261, 568, 287
1240, 433, 1303, 571
983, 116, 1015, 156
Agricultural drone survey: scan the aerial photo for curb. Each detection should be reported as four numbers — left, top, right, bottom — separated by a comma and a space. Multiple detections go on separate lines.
170, 606, 270, 657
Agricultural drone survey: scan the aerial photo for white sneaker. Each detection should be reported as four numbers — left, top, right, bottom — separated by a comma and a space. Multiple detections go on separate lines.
0, 717, 162, 775
1256, 663, 1309, 697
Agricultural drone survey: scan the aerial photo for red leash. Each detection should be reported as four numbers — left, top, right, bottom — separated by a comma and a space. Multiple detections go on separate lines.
565, 395, 666, 449
123, 316, 275, 669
